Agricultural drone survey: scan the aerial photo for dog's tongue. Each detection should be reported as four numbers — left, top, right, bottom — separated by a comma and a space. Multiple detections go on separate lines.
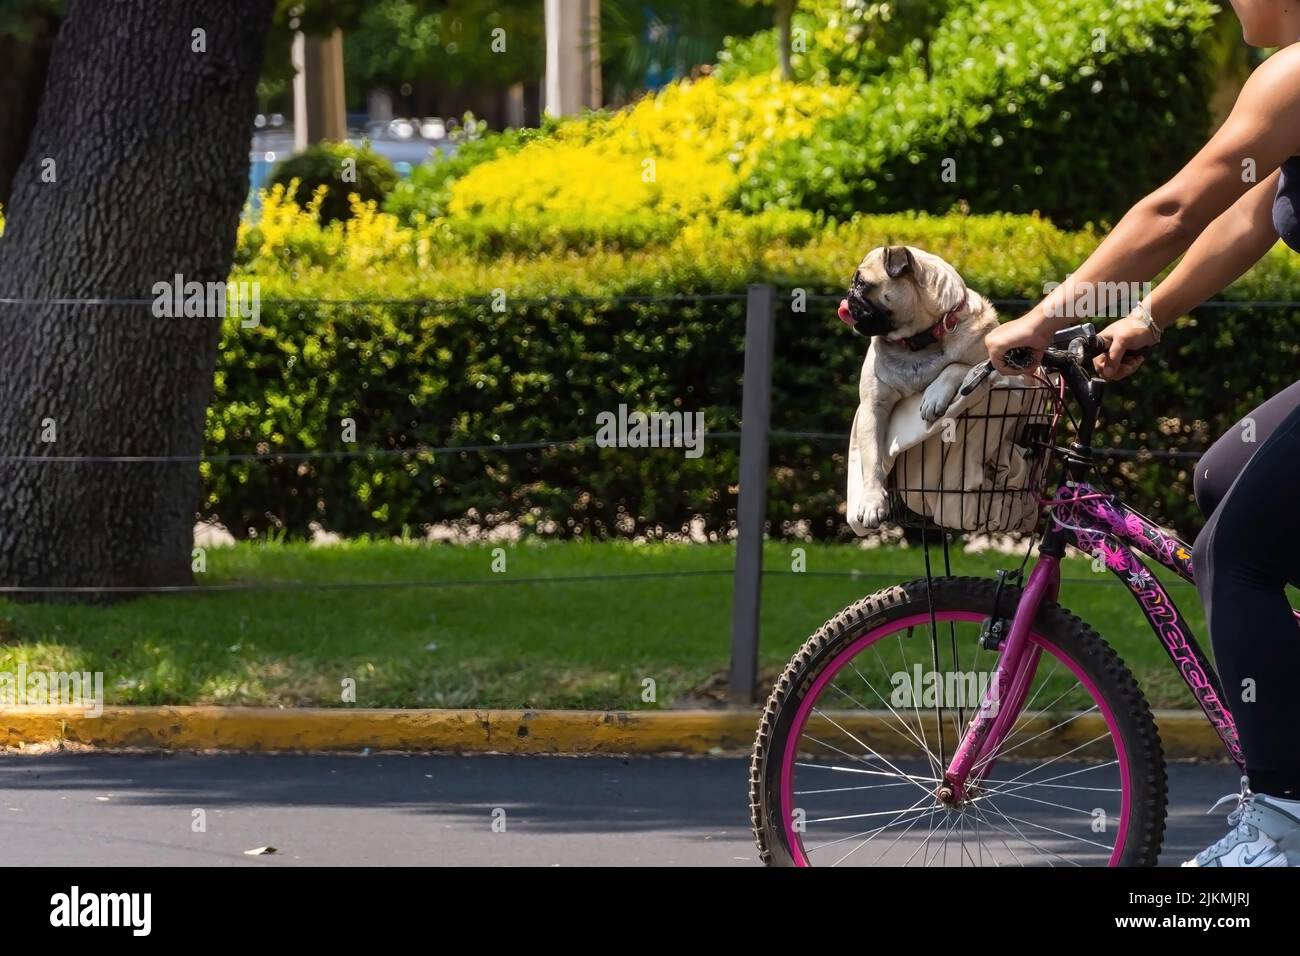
837, 299, 854, 325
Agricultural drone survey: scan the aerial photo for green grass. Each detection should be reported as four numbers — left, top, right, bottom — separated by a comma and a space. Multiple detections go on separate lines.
0, 538, 1220, 710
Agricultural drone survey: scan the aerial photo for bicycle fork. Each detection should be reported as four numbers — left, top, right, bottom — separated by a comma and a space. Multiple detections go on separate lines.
938, 553, 1061, 804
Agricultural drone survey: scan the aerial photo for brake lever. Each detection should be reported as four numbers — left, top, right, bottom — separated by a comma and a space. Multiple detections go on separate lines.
959, 346, 1038, 398
958, 361, 994, 397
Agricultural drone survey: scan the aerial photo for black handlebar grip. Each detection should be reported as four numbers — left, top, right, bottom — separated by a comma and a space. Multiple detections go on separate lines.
1002, 346, 1038, 370
1095, 335, 1154, 363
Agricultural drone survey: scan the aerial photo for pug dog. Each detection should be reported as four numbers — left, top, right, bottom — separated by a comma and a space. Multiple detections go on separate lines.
838, 245, 1000, 531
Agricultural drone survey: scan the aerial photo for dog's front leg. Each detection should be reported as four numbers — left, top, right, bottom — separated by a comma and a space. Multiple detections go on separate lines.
854, 391, 897, 530
920, 363, 972, 424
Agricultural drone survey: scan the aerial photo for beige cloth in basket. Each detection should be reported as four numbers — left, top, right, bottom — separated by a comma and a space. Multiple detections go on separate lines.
847, 374, 1045, 534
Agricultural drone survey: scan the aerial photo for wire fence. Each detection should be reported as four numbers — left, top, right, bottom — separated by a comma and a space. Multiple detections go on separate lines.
6, 293, 1300, 309
0, 287, 1278, 603
0, 566, 1194, 596
0, 290, 1259, 465
0, 429, 1205, 463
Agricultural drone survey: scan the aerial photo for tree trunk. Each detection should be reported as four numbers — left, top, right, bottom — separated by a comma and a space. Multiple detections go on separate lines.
775, 0, 796, 82
0, 0, 273, 599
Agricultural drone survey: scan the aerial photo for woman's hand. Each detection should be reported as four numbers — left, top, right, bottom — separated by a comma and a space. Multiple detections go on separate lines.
1093, 311, 1158, 381
984, 314, 1053, 376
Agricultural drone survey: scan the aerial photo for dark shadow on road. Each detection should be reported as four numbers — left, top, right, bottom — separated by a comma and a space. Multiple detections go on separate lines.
0, 752, 1236, 865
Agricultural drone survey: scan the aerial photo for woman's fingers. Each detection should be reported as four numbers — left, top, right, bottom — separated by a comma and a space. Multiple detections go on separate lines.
1109, 354, 1144, 381
1094, 332, 1145, 380
1095, 312, 1158, 380
1107, 331, 1130, 371
1094, 338, 1120, 378
986, 319, 1047, 376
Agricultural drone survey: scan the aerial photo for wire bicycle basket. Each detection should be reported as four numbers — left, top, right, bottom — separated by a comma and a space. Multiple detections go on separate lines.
884, 373, 1065, 535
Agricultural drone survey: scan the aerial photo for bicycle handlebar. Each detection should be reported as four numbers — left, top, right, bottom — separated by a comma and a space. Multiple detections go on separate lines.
958, 323, 1153, 398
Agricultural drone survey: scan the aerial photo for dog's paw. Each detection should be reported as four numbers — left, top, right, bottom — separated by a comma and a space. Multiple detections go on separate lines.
856, 489, 890, 529
920, 380, 959, 424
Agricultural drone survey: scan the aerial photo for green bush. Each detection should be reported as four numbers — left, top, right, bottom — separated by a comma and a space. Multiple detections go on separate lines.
400, 0, 1218, 239
735, 0, 1218, 228
716, 0, 950, 85
211, 206, 1300, 542
383, 122, 558, 226
269, 141, 399, 223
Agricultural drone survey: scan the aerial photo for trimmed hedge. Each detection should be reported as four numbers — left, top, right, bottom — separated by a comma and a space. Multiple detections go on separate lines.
211, 204, 1300, 541
736, 0, 1219, 228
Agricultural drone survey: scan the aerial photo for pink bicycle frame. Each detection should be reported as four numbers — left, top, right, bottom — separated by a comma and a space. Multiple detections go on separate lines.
941, 481, 1245, 800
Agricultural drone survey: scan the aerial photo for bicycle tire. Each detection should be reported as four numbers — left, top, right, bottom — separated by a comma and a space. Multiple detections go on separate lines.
749, 575, 1168, 866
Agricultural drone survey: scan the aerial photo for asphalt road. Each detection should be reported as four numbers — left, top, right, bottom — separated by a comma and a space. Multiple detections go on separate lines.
0, 753, 1236, 866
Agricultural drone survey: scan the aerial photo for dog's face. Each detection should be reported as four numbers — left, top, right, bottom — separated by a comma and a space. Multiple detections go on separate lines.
838, 246, 968, 341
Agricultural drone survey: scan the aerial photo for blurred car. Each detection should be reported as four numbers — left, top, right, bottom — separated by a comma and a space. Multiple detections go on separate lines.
247, 114, 458, 208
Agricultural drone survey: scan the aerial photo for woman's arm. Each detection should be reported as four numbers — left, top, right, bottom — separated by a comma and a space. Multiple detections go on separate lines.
1144, 170, 1282, 322
985, 44, 1300, 371
1094, 172, 1281, 378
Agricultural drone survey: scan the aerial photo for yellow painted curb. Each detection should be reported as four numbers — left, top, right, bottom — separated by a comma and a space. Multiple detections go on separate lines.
0, 706, 1226, 759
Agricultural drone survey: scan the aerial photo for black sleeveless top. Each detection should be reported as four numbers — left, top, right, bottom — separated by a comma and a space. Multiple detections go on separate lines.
1275, 157, 1300, 253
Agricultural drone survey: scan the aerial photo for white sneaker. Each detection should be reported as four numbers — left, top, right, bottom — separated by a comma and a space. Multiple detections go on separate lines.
1183, 776, 1300, 867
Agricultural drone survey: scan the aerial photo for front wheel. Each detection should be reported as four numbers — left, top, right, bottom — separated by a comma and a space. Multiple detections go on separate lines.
750, 576, 1167, 866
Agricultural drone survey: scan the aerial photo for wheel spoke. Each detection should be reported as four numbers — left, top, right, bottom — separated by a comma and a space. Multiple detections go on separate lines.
974, 707, 1102, 770
831, 666, 943, 777
831, 801, 945, 867
768, 601, 1145, 868
807, 711, 937, 799
794, 781, 922, 796
803, 794, 937, 854
972, 801, 1077, 866
978, 760, 1120, 791
892, 629, 939, 779
792, 761, 939, 782
978, 805, 1114, 852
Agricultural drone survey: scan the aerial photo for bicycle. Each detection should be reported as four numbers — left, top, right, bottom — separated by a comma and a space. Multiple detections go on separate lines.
749, 323, 1254, 867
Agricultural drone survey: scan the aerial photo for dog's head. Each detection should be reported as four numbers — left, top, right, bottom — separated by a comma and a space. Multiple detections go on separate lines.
837, 246, 968, 341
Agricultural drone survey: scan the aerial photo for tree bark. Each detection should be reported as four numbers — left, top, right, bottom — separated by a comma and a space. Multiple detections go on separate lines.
0, 0, 273, 599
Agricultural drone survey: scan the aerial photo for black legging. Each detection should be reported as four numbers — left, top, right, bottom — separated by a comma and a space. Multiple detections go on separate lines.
1192, 380, 1300, 799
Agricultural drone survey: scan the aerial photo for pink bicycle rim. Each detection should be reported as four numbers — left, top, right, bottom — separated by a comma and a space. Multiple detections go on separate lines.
779, 610, 1133, 867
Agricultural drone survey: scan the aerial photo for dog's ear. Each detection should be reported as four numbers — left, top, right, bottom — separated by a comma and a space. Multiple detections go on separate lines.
907, 246, 967, 316
883, 246, 913, 279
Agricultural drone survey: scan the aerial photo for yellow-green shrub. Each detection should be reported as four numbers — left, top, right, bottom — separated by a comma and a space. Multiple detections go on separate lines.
406, 0, 1217, 236
445, 76, 852, 222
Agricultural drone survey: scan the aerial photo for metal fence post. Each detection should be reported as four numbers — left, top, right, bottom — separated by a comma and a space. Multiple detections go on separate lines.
730, 284, 775, 705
